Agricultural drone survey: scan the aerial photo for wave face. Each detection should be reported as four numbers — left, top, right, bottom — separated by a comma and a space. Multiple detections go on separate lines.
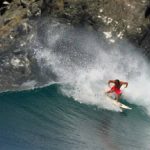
1, 21, 150, 150
0, 84, 150, 150
30, 22, 150, 114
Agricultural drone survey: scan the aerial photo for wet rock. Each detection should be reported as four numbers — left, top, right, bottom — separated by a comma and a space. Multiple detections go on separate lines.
51, 0, 150, 54
0, 8, 27, 38
29, 2, 41, 16
17, 21, 32, 34
0, 0, 150, 47
20, 0, 31, 8
0, 0, 43, 39
0, 0, 12, 15
1, 0, 150, 90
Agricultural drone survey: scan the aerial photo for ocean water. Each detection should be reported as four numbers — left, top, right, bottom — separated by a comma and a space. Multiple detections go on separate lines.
1, 22, 150, 150
0, 84, 150, 150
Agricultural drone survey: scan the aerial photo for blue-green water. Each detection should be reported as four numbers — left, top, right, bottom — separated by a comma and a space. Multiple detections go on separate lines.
0, 84, 150, 150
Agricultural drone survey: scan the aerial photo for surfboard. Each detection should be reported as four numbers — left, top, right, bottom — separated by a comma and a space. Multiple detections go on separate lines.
112, 99, 132, 110
106, 94, 132, 110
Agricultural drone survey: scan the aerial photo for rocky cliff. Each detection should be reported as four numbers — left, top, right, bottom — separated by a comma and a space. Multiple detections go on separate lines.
0, 0, 150, 90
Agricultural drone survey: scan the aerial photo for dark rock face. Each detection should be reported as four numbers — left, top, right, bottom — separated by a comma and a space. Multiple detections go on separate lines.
1, 0, 150, 51
0, 50, 30, 90
0, 0, 150, 90
58, 0, 150, 50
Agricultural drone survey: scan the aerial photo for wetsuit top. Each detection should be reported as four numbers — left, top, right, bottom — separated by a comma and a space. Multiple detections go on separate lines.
111, 81, 122, 95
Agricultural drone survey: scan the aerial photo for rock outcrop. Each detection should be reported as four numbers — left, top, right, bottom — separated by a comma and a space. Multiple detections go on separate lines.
0, 0, 150, 90
1, 0, 150, 51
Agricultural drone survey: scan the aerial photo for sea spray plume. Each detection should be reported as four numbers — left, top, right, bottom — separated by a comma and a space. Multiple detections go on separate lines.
34, 22, 150, 114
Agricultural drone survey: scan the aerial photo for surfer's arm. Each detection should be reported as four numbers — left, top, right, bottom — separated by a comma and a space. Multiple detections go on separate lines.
121, 81, 128, 88
108, 80, 115, 87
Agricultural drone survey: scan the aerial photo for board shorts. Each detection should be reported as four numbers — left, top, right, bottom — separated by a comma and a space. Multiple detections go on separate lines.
111, 86, 122, 95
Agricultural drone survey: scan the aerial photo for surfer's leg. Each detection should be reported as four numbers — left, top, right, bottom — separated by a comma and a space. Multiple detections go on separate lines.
105, 89, 114, 94
115, 94, 119, 101
105, 90, 113, 97
115, 94, 121, 101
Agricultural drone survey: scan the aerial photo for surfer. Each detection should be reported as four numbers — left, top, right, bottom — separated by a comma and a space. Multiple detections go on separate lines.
106, 79, 128, 101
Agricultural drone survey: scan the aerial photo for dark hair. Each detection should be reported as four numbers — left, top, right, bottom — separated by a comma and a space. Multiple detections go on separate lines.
115, 79, 120, 89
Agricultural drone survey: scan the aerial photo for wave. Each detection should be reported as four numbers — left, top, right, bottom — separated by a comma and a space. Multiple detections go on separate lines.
0, 84, 150, 150
28, 22, 150, 115
2, 21, 149, 115
1, 83, 147, 116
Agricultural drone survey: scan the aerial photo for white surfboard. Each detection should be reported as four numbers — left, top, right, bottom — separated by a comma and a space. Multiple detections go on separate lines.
112, 99, 132, 110
106, 94, 132, 110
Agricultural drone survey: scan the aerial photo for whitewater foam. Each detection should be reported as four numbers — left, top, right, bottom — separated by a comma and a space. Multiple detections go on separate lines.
33, 22, 150, 114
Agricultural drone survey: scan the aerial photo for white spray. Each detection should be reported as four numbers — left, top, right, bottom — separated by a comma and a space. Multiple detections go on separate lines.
34, 23, 150, 114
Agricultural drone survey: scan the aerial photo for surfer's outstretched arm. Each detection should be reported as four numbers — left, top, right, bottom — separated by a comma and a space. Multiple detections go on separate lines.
108, 80, 115, 87
105, 80, 115, 94
120, 81, 128, 88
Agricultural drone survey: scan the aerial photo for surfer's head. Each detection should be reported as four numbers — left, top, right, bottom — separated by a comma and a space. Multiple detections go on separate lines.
115, 79, 120, 88
115, 79, 119, 82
